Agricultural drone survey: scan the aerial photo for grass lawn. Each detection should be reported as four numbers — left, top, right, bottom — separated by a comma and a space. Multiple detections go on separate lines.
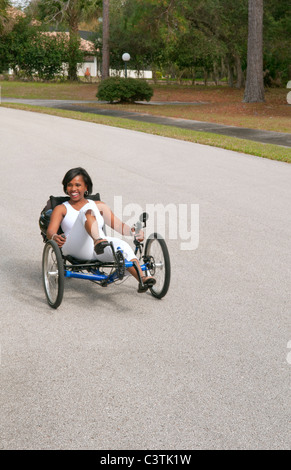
0, 80, 96, 100
1, 80, 290, 162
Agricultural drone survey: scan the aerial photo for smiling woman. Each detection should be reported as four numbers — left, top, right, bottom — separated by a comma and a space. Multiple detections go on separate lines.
62, 166, 93, 199
46, 167, 156, 293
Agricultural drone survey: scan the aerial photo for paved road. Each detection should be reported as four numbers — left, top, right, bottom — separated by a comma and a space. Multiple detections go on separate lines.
2, 97, 291, 147
0, 107, 290, 450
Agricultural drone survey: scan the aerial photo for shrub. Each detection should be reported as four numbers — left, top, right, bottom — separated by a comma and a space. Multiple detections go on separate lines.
97, 76, 153, 103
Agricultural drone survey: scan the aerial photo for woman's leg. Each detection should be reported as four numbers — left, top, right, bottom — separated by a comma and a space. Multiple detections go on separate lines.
93, 236, 155, 290
62, 210, 95, 259
84, 209, 103, 242
64, 208, 155, 290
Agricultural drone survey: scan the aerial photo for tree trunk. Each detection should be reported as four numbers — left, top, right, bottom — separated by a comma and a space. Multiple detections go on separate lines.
243, 0, 264, 102
190, 67, 196, 86
203, 68, 208, 86
235, 54, 244, 88
67, 1, 80, 81
68, 32, 79, 81
102, 0, 110, 80
151, 65, 159, 83
212, 61, 219, 86
225, 56, 234, 87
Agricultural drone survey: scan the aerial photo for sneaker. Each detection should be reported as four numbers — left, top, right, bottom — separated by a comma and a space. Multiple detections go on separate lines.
137, 276, 156, 293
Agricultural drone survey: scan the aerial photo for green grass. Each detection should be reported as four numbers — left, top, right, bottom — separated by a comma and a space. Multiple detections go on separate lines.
0, 80, 97, 100
2, 102, 291, 163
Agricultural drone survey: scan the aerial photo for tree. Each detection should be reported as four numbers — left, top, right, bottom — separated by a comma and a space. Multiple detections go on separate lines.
106, 0, 243, 84
264, 0, 291, 85
165, 0, 228, 84
0, 0, 9, 70
0, 3, 29, 72
0, 0, 9, 21
35, 0, 101, 80
217, 0, 248, 88
95, 0, 288, 89
101, 0, 109, 79
106, 0, 166, 76
22, 32, 67, 80
0, 0, 12, 34
243, 0, 265, 102
0, 11, 67, 78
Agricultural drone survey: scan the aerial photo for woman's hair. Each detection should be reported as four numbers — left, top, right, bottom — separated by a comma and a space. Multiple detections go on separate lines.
62, 167, 93, 195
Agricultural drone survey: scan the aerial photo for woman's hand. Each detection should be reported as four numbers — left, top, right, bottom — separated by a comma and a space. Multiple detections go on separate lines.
134, 229, 144, 242
52, 234, 66, 247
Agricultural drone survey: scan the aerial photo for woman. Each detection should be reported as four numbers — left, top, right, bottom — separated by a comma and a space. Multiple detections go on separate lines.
46, 167, 156, 293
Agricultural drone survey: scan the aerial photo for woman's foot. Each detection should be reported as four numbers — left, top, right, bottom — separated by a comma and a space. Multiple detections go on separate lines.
137, 276, 156, 293
94, 238, 109, 255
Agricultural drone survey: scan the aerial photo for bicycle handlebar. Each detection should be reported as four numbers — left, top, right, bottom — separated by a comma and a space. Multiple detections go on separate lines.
133, 212, 148, 251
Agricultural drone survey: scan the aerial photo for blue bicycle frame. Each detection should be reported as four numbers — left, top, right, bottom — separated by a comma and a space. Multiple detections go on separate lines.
64, 245, 148, 285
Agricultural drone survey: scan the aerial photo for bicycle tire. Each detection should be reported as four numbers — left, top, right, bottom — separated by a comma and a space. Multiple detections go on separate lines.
42, 240, 64, 309
144, 233, 171, 299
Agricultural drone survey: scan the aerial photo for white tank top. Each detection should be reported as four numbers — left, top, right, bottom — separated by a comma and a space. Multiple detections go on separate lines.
61, 199, 105, 237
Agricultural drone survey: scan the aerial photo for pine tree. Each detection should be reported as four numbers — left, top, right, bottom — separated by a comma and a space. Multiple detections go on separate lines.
243, 0, 265, 102
101, 0, 109, 79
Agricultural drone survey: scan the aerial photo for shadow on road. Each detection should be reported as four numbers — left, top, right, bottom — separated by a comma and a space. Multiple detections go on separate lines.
2, 257, 154, 314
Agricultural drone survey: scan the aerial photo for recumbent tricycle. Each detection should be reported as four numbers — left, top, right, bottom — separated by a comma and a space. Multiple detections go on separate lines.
39, 194, 171, 309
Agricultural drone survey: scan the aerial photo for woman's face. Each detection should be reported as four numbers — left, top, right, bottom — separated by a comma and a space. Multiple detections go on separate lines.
66, 175, 87, 202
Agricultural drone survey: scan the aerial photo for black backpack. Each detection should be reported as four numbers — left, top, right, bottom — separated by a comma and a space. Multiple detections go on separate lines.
39, 193, 101, 242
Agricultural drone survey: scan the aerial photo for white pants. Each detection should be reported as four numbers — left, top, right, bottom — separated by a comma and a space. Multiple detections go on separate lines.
62, 210, 137, 262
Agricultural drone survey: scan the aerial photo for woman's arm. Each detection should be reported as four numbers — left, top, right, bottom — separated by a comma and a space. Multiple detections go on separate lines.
46, 205, 67, 247
96, 201, 144, 241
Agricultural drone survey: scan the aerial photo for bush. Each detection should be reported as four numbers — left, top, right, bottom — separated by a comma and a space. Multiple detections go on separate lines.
97, 77, 153, 103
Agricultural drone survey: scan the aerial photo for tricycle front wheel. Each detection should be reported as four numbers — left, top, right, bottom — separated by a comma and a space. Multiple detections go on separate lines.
42, 240, 64, 309
144, 233, 171, 299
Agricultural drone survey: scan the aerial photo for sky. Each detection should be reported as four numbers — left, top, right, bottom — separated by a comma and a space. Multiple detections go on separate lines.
10, 0, 29, 9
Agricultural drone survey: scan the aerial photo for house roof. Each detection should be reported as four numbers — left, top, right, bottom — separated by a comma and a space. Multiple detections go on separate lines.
43, 31, 96, 54
6, 6, 26, 21
2, 6, 25, 32
5, 8, 97, 54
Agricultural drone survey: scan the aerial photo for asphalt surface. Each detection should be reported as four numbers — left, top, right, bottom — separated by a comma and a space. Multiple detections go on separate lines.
2, 97, 291, 147
0, 107, 290, 450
